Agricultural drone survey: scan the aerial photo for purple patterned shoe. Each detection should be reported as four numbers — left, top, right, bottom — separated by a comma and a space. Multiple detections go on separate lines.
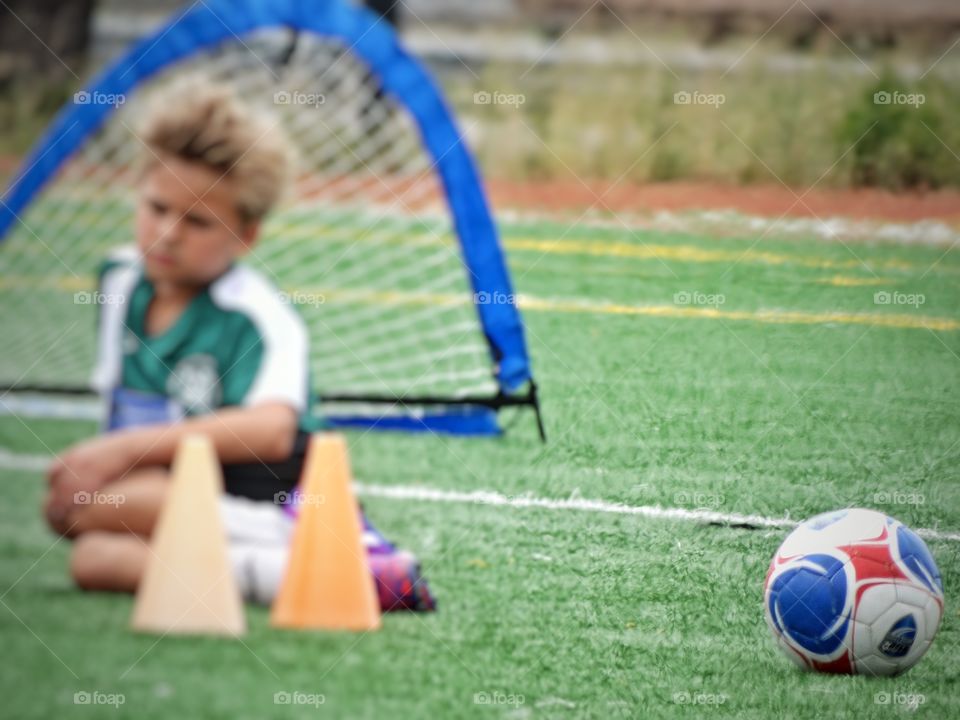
367, 550, 437, 612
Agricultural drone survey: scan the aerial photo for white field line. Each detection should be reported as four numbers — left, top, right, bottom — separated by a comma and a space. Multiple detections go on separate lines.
2, 449, 958, 543
0, 449, 49, 473
354, 483, 960, 543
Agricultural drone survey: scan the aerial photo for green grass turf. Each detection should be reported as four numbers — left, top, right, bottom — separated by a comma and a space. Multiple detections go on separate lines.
1, 216, 960, 718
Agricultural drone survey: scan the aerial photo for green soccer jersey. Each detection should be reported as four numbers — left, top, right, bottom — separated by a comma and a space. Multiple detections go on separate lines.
92, 246, 319, 431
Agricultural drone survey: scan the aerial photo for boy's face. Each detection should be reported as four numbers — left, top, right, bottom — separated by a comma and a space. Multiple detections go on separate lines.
136, 155, 257, 288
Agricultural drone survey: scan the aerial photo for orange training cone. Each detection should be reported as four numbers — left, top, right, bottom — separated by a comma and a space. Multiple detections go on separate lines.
270, 433, 381, 631
130, 434, 246, 636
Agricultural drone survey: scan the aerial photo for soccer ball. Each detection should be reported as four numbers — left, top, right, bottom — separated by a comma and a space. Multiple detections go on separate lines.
764, 508, 944, 676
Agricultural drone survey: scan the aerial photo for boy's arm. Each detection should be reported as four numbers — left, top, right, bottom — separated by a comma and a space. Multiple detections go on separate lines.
117, 401, 298, 466
47, 402, 298, 495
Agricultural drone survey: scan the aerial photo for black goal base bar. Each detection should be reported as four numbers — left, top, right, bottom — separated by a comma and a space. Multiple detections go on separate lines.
322, 380, 546, 442
0, 380, 547, 442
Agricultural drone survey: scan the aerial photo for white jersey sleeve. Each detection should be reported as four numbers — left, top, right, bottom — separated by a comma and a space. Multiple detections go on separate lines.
210, 265, 310, 412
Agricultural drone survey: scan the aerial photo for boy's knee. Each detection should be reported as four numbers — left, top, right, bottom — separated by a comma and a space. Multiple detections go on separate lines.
70, 533, 117, 590
70, 532, 144, 592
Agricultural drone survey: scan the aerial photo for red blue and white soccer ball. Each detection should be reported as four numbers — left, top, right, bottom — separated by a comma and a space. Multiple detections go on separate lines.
764, 508, 944, 676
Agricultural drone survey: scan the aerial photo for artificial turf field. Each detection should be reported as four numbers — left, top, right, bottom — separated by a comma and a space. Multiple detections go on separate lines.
1, 214, 959, 719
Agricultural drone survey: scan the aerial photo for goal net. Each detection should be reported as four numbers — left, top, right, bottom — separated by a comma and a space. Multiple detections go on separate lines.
0, 1, 536, 435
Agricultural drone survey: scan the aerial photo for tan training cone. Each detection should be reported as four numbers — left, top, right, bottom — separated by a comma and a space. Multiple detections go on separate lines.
270, 433, 381, 631
130, 434, 246, 636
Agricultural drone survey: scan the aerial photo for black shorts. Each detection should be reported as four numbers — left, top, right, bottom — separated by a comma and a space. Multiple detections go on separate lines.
221, 430, 310, 501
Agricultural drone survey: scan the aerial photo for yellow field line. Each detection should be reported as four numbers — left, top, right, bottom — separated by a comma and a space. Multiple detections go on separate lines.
267, 217, 942, 273
518, 296, 960, 332
505, 237, 920, 272
814, 275, 892, 287
263, 221, 932, 273
1, 277, 955, 332
312, 288, 959, 332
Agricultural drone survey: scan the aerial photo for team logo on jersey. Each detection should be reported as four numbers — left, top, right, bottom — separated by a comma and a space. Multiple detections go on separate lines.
166, 354, 222, 414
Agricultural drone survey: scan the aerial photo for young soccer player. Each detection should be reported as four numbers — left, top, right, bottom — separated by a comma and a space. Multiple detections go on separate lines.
43, 77, 434, 612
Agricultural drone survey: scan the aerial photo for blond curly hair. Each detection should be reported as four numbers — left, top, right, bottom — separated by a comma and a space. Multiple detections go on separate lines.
137, 76, 293, 223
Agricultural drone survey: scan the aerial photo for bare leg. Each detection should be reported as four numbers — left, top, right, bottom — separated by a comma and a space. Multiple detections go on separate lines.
70, 531, 149, 592
45, 468, 168, 538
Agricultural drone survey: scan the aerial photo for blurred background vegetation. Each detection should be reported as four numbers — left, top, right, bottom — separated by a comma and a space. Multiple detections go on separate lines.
1, 0, 958, 190
457, 58, 959, 190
